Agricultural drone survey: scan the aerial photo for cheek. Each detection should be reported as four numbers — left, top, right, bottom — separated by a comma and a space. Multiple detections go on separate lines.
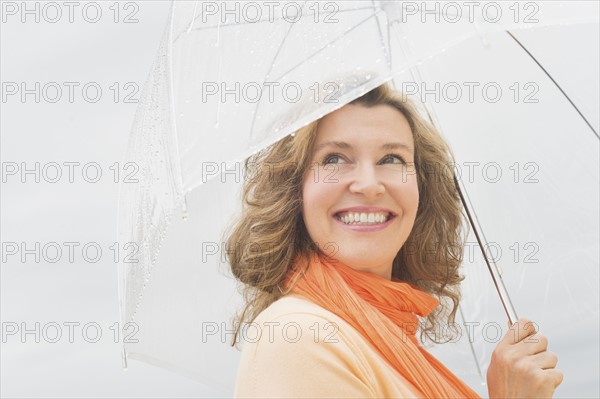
390, 173, 420, 213
301, 177, 318, 227
302, 172, 338, 207
408, 177, 420, 210
301, 175, 339, 230
301, 181, 321, 244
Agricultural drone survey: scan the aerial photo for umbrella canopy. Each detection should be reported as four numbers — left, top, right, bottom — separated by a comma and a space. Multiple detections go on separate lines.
118, 1, 599, 396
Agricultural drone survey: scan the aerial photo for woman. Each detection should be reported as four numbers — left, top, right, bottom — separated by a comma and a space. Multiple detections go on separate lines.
226, 83, 563, 398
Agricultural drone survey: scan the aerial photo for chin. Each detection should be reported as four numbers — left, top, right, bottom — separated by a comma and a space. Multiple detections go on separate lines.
333, 252, 392, 271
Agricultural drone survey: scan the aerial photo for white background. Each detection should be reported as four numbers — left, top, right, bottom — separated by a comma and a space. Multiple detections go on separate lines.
1, 1, 222, 397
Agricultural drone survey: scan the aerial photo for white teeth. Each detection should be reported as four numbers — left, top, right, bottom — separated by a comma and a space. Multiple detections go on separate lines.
337, 212, 391, 225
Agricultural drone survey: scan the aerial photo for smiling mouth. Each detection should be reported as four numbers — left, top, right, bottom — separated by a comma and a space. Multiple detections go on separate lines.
334, 211, 394, 225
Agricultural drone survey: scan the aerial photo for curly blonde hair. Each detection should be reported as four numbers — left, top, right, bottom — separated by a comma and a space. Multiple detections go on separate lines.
224, 82, 466, 346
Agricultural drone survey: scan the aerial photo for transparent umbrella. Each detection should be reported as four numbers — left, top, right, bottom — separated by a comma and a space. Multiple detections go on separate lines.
118, 1, 599, 396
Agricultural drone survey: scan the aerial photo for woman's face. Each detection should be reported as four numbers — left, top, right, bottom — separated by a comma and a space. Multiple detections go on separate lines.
301, 104, 419, 280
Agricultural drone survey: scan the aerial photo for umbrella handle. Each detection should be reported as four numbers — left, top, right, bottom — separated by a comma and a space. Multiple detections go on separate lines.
453, 175, 519, 325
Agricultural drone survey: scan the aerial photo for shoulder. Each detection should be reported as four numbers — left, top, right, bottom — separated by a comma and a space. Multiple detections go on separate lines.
234, 294, 378, 398
255, 293, 339, 319
246, 294, 376, 355
252, 294, 347, 333
238, 294, 362, 363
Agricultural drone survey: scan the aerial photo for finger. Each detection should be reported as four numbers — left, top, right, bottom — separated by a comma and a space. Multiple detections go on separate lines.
503, 318, 537, 345
544, 368, 564, 388
518, 333, 549, 355
530, 350, 559, 369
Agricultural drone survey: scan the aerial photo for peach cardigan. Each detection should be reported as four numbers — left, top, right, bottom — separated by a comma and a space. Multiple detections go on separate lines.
234, 294, 424, 398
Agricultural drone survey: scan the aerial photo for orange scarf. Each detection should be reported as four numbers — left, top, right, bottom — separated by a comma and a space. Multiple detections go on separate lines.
284, 253, 481, 399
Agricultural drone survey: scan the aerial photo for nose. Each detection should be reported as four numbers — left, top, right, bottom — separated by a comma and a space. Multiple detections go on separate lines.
348, 163, 385, 198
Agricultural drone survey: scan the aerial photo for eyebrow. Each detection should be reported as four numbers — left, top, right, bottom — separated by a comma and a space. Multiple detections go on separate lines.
313, 141, 413, 153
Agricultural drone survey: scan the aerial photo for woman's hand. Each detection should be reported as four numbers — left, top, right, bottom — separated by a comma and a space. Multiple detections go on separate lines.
487, 318, 563, 399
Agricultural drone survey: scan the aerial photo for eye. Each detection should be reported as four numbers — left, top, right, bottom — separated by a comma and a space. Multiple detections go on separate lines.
380, 153, 406, 165
322, 153, 346, 165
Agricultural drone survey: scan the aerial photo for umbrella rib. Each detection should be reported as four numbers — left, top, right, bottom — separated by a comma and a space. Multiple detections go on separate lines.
458, 303, 485, 384
370, 0, 391, 69
506, 30, 599, 140
175, 6, 377, 38
270, 11, 381, 83
249, 9, 383, 141
248, 0, 311, 142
